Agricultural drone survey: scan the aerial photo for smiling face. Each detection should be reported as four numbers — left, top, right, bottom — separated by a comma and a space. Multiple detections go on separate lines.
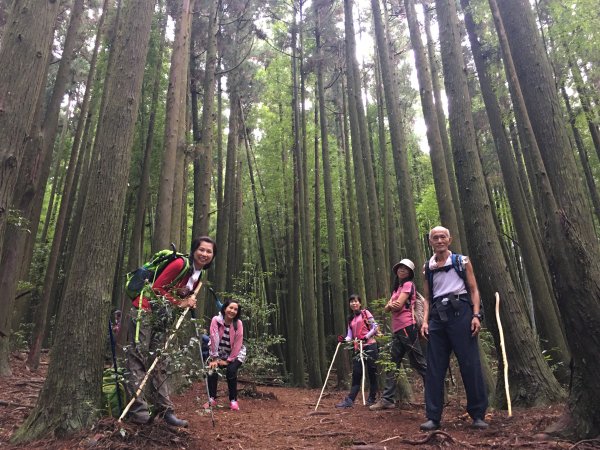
193, 240, 214, 269
396, 265, 412, 281
429, 227, 452, 255
224, 302, 239, 323
349, 297, 362, 312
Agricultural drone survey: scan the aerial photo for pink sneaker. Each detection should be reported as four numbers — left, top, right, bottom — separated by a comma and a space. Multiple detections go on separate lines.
230, 400, 239, 411
202, 398, 216, 409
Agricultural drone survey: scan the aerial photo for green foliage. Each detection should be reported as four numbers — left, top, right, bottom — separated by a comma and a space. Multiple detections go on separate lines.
10, 322, 34, 352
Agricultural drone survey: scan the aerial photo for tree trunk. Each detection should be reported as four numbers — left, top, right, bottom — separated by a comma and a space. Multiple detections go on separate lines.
403, 0, 461, 255
461, 0, 570, 384
560, 84, 600, 224
192, 0, 220, 237
153, 0, 195, 252
435, 0, 563, 406
0, 0, 60, 260
423, 4, 468, 252
11, 0, 155, 441
128, 4, 167, 270
314, 0, 350, 384
493, 0, 600, 438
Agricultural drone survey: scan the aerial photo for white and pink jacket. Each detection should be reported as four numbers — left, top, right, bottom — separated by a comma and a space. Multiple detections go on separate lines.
209, 314, 246, 363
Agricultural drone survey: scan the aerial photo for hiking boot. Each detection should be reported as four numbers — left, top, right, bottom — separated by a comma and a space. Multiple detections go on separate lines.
128, 411, 150, 425
335, 397, 353, 408
230, 400, 240, 411
366, 396, 377, 406
471, 418, 489, 429
420, 419, 440, 431
163, 410, 188, 428
369, 399, 395, 411
203, 397, 217, 409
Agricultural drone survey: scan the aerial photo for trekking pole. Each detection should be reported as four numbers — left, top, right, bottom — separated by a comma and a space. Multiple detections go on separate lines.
108, 319, 123, 416
190, 309, 215, 427
314, 341, 342, 411
359, 340, 366, 405
119, 281, 204, 422
495, 292, 512, 417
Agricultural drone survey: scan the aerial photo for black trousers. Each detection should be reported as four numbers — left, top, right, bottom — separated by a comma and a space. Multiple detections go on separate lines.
207, 359, 243, 401
425, 300, 487, 422
348, 343, 378, 401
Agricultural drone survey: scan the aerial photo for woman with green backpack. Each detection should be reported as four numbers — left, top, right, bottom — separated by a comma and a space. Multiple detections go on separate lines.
124, 236, 216, 427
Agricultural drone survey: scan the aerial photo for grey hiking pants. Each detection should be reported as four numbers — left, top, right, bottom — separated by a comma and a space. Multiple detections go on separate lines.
125, 307, 174, 420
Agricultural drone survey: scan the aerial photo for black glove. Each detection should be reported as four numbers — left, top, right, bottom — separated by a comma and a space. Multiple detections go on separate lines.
337, 335, 345, 343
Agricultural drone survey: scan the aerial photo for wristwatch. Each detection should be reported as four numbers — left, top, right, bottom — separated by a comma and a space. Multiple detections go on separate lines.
472, 313, 483, 320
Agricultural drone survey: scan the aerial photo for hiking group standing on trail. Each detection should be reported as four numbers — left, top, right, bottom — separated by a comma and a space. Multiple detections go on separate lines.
120, 226, 488, 432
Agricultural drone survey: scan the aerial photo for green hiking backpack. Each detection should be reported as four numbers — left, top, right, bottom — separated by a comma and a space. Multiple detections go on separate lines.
125, 248, 190, 299
102, 367, 127, 417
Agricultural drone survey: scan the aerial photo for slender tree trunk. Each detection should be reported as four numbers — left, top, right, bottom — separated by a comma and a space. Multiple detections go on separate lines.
12, 0, 155, 441
314, 0, 350, 384
153, 0, 195, 252
435, 0, 563, 406
560, 84, 600, 224
294, 1, 322, 386
128, 4, 167, 270
403, 0, 460, 255
423, 4, 468, 252
193, 0, 220, 236
342, 0, 379, 300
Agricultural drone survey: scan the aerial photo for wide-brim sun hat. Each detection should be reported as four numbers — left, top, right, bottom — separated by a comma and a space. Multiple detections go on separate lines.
392, 258, 416, 274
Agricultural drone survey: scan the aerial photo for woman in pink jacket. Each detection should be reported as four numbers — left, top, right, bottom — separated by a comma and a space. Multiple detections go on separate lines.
206, 299, 246, 411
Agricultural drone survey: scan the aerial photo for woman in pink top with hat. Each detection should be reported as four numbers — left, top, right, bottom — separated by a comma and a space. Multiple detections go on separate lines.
369, 259, 427, 410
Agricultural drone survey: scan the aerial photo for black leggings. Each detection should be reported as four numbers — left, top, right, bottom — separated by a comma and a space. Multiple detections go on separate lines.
207, 359, 242, 401
348, 343, 378, 401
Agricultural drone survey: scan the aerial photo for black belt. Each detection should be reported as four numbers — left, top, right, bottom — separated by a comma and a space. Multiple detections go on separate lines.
433, 293, 469, 303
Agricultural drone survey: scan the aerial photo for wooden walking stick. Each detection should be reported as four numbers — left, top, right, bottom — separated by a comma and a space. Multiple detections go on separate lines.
314, 341, 342, 411
119, 281, 204, 422
359, 340, 366, 405
495, 292, 512, 417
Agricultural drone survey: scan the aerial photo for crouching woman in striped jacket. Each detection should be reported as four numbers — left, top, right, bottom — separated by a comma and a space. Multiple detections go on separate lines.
206, 299, 246, 411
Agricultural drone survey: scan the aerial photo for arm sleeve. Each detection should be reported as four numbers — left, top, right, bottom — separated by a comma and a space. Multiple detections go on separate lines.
363, 310, 378, 340
152, 258, 186, 305
227, 321, 244, 362
209, 317, 220, 358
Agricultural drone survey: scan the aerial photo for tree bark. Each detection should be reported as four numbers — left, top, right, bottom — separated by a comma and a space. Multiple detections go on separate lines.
11, 0, 154, 441
192, 0, 220, 237
127, 3, 167, 270
461, 0, 570, 384
153, 0, 195, 252
403, 0, 461, 254
0, 0, 60, 262
493, 0, 600, 438
314, 0, 350, 384
435, 0, 564, 407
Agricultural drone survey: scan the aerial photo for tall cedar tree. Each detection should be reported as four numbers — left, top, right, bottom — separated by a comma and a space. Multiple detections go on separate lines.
434, 0, 564, 405
153, 0, 195, 252
11, 0, 155, 441
494, 0, 600, 438
460, 0, 570, 383
0, 0, 60, 288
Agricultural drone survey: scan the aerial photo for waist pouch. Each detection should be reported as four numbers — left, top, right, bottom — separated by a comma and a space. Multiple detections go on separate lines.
431, 294, 470, 322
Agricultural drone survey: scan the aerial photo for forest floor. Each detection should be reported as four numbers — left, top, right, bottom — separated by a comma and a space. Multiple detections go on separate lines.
0, 353, 597, 449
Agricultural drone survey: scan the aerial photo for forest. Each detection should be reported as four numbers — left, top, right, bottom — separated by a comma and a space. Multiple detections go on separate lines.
0, 0, 599, 447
